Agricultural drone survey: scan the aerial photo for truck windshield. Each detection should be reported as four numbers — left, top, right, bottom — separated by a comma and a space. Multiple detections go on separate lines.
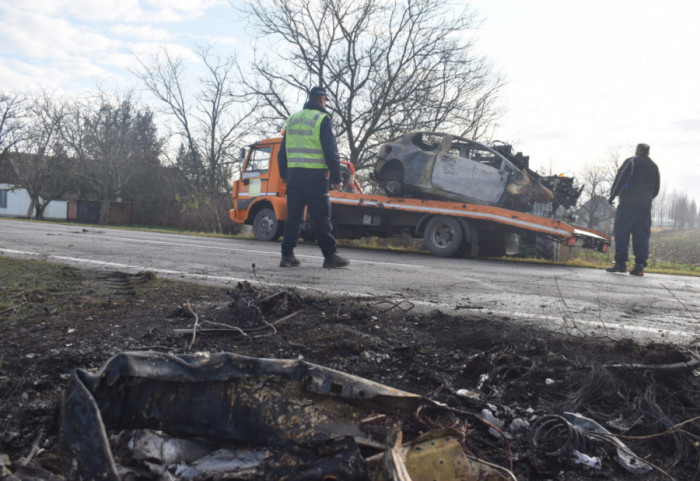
243, 147, 271, 177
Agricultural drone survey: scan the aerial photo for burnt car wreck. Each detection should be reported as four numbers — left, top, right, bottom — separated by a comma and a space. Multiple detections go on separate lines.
372, 132, 581, 213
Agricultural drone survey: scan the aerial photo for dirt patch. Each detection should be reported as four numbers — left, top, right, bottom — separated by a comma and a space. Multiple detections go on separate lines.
1, 256, 699, 480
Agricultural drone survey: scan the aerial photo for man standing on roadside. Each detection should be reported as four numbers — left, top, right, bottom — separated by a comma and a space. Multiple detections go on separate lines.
277, 86, 350, 269
606, 143, 660, 276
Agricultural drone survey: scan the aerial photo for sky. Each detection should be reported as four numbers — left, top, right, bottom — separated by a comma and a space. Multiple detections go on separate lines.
1, 0, 698, 201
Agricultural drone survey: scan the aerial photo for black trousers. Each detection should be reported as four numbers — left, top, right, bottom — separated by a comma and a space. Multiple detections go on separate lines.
281, 180, 337, 257
613, 204, 651, 267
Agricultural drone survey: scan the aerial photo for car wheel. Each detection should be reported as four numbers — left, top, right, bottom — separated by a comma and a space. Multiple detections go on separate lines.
377, 162, 404, 196
423, 216, 465, 257
252, 208, 282, 241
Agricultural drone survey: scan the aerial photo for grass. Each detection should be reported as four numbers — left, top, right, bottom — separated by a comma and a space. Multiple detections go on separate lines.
0, 257, 77, 325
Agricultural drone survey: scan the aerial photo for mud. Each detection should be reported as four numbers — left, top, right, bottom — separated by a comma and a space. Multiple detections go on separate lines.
1, 264, 699, 480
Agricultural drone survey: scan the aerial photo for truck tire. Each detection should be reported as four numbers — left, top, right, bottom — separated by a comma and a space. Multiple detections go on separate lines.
252, 208, 282, 241
423, 216, 464, 257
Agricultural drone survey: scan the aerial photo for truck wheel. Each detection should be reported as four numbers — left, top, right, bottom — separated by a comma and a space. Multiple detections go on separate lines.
252, 208, 282, 241
424, 216, 464, 257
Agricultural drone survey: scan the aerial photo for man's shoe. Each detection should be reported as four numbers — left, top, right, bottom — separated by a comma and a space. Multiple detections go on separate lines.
605, 263, 627, 273
323, 254, 349, 268
280, 255, 301, 267
629, 265, 644, 276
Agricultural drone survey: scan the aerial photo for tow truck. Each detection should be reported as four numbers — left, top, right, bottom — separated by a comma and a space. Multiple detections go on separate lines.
230, 135, 610, 258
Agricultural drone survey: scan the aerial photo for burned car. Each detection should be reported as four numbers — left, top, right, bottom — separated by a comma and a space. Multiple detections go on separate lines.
372, 132, 554, 212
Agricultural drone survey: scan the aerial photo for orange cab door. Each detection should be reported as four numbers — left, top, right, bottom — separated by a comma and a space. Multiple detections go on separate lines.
236, 143, 280, 216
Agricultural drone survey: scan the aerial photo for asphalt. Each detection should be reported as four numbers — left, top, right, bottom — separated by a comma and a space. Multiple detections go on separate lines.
1, 218, 698, 346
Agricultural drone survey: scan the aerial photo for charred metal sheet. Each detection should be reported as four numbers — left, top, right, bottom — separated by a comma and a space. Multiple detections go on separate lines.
540, 174, 583, 210
59, 351, 430, 480
372, 429, 514, 481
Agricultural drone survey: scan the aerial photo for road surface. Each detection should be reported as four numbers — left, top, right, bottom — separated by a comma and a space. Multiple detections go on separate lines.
1, 218, 698, 346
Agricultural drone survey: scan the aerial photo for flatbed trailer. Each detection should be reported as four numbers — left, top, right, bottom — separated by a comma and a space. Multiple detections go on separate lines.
230, 136, 610, 258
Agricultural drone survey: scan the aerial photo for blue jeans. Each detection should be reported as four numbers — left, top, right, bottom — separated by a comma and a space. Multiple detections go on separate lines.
613, 204, 651, 267
281, 180, 337, 258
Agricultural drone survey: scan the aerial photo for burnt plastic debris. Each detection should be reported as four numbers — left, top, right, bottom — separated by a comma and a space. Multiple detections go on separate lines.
60, 351, 405, 480
59, 351, 517, 481
57, 351, 407, 480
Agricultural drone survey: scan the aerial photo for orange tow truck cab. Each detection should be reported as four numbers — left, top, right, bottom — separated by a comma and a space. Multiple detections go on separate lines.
231, 136, 360, 242
231, 136, 286, 241
231, 137, 609, 258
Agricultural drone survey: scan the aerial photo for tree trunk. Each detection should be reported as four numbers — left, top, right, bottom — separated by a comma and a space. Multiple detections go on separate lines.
27, 197, 37, 218
99, 198, 112, 225
35, 201, 48, 220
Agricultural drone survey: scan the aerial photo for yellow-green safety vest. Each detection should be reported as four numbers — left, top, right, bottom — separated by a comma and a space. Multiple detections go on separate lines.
285, 109, 329, 169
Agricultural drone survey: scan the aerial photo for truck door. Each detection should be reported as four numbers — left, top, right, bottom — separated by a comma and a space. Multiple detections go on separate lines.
431, 140, 509, 205
235, 145, 274, 213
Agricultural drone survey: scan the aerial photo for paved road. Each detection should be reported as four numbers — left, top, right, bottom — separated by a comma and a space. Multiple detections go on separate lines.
1, 218, 698, 346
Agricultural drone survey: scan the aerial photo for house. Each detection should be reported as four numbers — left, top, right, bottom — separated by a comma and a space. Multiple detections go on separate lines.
576, 195, 616, 235
0, 159, 69, 220
0, 182, 69, 220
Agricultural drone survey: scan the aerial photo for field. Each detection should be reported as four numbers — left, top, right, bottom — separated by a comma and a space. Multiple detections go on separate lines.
337, 228, 700, 275
648, 228, 700, 269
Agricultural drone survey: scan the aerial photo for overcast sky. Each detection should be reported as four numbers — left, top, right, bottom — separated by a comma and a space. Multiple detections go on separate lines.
1, 0, 698, 201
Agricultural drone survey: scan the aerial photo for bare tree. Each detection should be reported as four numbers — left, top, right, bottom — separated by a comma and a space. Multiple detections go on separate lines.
670, 190, 691, 229
133, 47, 259, 232
652, 184, 669, 227
134, 47, 257, 195
0, 91, 26, 164
689, 199, 698, 228
577, 162, 612, 230
9, 93, 75, 219
601, 148, 624, 184
61, 92, 163, 225
240, 0, 503, 170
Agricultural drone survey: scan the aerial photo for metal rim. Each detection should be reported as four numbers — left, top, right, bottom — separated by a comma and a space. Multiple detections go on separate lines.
257, 213, 275, 237
430, 222, 457, 249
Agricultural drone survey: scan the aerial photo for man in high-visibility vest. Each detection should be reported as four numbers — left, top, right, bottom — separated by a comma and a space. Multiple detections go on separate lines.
277, 86, 350, 268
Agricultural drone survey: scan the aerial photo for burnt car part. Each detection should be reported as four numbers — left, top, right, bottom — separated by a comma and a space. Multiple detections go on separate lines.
60, 351, 513, 481
491, 141, 583, 211
373, 132, 554, 212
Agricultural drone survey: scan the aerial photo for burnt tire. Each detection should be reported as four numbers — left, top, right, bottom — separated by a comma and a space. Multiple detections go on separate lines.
376, 162, 404, 196
252, 207, 282, 241
423, 216, 465, 257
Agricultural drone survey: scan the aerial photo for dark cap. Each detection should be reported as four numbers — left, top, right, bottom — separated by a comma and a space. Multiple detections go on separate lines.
309, 86, 327, 98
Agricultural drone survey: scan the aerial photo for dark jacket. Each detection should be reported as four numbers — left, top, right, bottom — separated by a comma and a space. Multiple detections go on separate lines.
278, 101, 342, 184
609, 154, 660, 210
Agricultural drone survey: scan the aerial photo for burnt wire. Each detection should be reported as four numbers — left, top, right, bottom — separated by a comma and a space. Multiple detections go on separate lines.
530, 415, 586, 456
561, 366, 627, 417
629, 381, 685, 470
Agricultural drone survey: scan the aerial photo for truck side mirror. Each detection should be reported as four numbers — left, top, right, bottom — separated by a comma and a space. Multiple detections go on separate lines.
239, 147, 246, 162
